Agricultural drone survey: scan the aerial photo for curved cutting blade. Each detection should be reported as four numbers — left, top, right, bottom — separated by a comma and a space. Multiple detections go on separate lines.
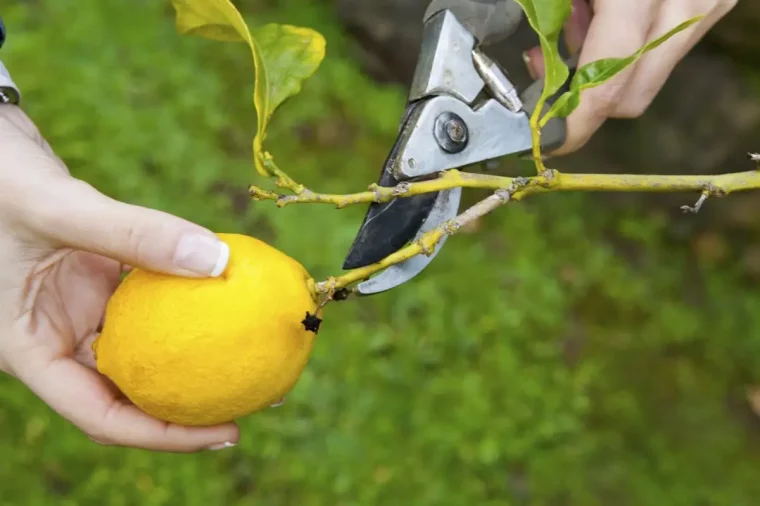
342, 100, 440, 270
354, 186, 462, 295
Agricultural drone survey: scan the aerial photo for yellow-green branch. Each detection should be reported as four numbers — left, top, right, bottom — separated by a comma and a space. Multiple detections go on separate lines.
530, 98, 548, 174
534, 169, 760, 197
302, 167, 760, 297
249, 170, 509, 207
251, 168, 760, 210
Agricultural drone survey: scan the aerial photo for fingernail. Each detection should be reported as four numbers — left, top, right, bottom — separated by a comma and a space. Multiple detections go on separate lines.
207, 441, 237, 451
173, 234, 230, 277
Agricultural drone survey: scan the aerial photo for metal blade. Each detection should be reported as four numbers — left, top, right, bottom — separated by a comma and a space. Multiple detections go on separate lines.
354, 187, 462, 295
342, 100, 439, 270
342, 192, 439, 270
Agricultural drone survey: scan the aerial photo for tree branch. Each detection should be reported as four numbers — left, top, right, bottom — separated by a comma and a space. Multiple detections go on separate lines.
313, 181, 523, 296
249, 161, 760, 301
306, 167, 760, 299
251, 168, 760, 209
249, 170, 509, 207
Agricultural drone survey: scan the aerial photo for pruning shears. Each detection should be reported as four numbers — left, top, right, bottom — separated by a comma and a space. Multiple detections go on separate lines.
341, 0, 576, 295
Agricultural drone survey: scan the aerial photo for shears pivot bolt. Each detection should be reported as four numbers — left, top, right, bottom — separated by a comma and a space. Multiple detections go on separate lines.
434, 112, 469, 153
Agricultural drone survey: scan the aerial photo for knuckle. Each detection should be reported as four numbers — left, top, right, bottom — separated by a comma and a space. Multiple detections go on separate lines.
613, 99, 648, 119
108, 210, 152, 263
82, 402, 125, 447
28, 178, 87, 231
612, 84, 659, 119
597, 96, 620, 117
587, 84, 628, 120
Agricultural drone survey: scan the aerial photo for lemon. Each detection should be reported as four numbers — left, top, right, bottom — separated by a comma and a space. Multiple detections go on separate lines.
92, 233, 320, 426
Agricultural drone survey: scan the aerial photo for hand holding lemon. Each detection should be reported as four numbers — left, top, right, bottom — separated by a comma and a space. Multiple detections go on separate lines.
0, 103, 319, 452
93, 233, 321, 427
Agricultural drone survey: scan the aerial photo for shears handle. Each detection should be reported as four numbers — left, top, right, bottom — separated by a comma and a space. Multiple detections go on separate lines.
423, 0, 524, 45
422, 0, 575, 153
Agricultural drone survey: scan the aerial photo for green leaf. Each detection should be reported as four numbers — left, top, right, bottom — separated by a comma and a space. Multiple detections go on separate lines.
169, 0, 325, 176
251, 24, 326, 176
543, 15, 704, 122
513, 0, 572, 102
171, 0, 252, 42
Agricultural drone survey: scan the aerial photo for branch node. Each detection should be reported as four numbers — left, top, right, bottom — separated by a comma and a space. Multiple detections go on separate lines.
416, 236, 436, 256
392, 182, 411, 197
442, 218, 459, 235
538, 170, 554, 183
514, 176, 530, 187
495, 189, 512, 203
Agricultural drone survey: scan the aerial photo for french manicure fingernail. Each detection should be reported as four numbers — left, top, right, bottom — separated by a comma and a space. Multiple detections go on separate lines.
207, 441, 237, 451
173, 234, 230, 277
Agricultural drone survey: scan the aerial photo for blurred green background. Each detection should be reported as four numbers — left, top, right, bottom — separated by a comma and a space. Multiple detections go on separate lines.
2, 1, 760, 504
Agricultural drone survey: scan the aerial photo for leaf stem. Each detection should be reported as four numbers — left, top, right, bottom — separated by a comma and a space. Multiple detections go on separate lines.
260, 153, 305, 194
529, 97, 548, 174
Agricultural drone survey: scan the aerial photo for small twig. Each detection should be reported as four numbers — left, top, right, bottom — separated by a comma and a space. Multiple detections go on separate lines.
680, 191, 710, 214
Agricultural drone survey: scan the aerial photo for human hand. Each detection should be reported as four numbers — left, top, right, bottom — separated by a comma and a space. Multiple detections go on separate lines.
0, 103, 239, 452
522, 0, 738, 155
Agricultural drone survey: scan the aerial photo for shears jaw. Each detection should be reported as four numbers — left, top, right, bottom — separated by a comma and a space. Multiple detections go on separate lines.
407, 8, 485, 105
352, 186, 462, 296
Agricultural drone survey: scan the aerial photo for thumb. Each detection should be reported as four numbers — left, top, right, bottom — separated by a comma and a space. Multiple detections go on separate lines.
28, 178, 229, 278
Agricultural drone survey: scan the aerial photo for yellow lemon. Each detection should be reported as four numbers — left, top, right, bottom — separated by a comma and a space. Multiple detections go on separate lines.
92, 233, 320, 426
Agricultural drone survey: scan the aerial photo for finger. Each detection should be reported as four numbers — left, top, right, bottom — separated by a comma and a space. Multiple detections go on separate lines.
522, 46, 544, 80
14, 354, 240, 452
564, 0, 593, 55
554, 0, 661, 155
614, 0, 737, 117
23, 177, 229, 278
